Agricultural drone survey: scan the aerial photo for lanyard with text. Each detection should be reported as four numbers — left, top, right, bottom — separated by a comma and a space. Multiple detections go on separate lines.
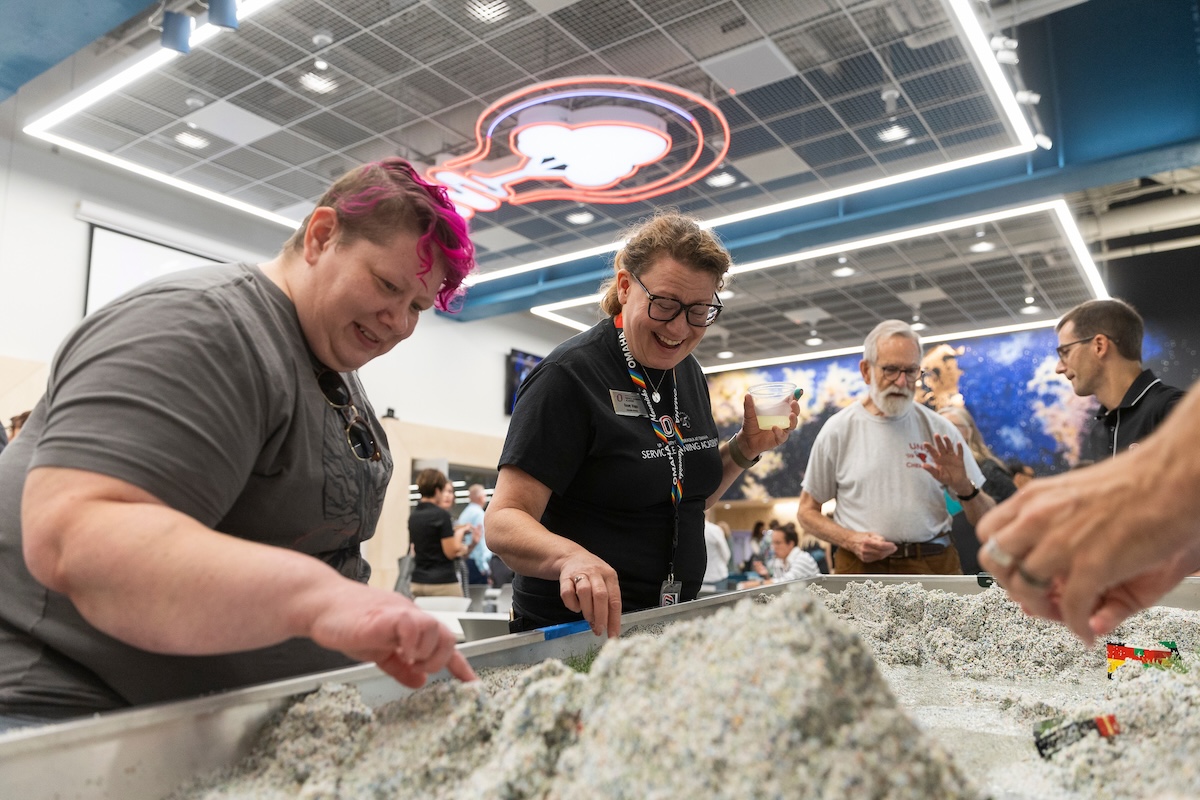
615, 315, 683, 606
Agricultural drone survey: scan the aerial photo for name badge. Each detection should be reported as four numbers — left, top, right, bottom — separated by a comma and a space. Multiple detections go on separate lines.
610, 389, 648, 417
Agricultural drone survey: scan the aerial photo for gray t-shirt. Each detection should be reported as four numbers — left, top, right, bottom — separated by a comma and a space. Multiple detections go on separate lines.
802, 401, 984, 543
0, 263, 392, 717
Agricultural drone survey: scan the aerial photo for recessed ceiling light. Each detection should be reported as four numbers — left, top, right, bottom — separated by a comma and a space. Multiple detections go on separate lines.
466, 0, 509, 23
877, 124, 910, 143
1019, 304, 1042, 314
910, 321, 928, 331
565, 210, 594, 225
831, 265, 856, 278
300, 72, 338, 94
968, 240, 996, 253
717, 289, 734, 300
805, 335, 824, 346
174, 131, 210, 149
705, 171, 737, 188
313, 59, 329, 71
1024, 295, 1035, 304
717, 350, 734, 359
837, 255, 848, 264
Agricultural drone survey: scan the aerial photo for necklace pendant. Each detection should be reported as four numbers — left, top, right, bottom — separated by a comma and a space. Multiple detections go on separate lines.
652, 391, 661, 403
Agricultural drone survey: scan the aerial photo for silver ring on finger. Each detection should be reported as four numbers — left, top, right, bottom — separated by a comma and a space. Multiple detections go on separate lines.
981, 538, 1017, 569
572, 574, 585, 586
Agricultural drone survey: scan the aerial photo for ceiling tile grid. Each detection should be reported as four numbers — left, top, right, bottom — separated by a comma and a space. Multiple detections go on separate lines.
45, 0, 1022, 268
35, 0, 1083, 368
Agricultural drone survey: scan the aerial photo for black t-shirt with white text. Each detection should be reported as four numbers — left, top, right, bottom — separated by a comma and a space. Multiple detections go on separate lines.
499, 316, 722, 628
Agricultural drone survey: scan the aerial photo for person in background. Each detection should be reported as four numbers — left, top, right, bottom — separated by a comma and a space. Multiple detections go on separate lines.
0, 158, 476, 731
486, 212, 799, 637
799, 320, 995, 575
978, 380, 1200, 645
1006, 459, 1036, 490
741, 520, 767, 572
938, 406, 1017, 503
7, 410, 30, 443
938, 405, 1017, 574
1055, 298, 1184, 461
798, 531, 831, 575
435, 479, 475, 597
718, 520, 736, 576
457, 484, 491, 585
411, 469, 469, 598
742, 526, 820, 587
702, 513, 731, 588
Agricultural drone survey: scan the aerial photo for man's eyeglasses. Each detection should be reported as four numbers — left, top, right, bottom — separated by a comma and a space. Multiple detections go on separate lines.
1055, 334, 1113, 361
631, 273, 723, 327
876, 365, 924, 382
316, 369, 382, 462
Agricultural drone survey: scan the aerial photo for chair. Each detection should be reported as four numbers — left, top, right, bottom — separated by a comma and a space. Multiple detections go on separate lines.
394, 550, 415, 598
413, 595, 473, 613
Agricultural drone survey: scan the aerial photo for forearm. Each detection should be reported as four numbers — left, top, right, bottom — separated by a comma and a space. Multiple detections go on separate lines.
483, 507, 591, 580
961, 490, 996, 526
798, 506, 863, 551
26, 497, 347, 655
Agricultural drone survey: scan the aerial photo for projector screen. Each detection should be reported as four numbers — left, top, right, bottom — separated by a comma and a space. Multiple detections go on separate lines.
85, 226, 219, 317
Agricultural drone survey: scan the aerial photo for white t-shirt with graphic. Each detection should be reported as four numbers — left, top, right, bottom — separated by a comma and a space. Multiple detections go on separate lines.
802, 401, 985, 544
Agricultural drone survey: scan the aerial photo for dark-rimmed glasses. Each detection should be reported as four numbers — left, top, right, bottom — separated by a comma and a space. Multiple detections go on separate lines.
630, 273, 723, 327
1055, 334, 1111, 361
877, 364, 925, 383
316, 369, 382, 462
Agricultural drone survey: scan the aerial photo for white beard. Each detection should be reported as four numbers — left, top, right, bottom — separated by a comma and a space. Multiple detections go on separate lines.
869, 382, 914, 417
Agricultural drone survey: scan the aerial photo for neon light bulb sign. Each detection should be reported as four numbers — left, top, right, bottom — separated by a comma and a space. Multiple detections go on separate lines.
426, 76, 731, 219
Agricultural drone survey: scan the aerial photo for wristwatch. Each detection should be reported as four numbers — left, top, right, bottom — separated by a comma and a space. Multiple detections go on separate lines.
955, 481, 981, 501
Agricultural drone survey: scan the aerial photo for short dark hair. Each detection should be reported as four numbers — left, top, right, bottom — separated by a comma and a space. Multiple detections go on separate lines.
415, 468, 448, 499
774, 526, 799, 547
1056, 298, 1143, 361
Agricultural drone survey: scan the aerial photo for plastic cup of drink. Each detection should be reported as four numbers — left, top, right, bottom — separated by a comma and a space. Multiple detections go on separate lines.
748, 382, 796, 429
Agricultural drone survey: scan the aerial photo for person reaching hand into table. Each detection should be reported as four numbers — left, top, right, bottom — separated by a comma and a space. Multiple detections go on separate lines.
486, 212, 799, 638
978, 379, 1200, 644
0, 159, 476, 732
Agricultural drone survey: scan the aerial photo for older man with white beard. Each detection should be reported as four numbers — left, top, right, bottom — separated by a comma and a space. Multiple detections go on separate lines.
797, 320, 995, 574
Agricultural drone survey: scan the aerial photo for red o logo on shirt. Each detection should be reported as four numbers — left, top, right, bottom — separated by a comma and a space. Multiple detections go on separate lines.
660, 415, 676, 437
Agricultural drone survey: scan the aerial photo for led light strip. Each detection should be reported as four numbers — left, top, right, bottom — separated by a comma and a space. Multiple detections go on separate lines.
530, 198, 1106, 368
22, 0, 292, 224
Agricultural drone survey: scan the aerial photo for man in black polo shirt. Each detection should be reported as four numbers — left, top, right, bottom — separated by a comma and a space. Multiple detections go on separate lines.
1055, 298, 1185, 462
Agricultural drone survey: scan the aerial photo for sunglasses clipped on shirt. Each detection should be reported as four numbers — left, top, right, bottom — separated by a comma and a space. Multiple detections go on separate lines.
316, 369, 382, 462
631, 273, 723, 327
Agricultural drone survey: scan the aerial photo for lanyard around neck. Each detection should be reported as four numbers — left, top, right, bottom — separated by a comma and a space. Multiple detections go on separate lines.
615, 316, 683, 506
615, 315, 685, 582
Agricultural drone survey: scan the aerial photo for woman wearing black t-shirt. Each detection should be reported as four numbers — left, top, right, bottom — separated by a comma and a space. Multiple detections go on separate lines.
409, 469, 468, 597
486, 212, 800, 637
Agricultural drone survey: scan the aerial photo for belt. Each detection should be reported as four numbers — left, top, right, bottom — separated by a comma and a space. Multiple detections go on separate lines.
888, 533, 951, 560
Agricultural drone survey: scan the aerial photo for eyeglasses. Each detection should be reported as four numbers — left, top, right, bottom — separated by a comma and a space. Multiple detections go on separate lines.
1055, 334, 1112, 361
876, 364, 925, 382
316, 369, 382, 462
630, 273, 723, 327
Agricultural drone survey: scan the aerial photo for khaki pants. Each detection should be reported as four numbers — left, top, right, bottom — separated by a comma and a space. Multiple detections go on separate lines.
834, 543, 963, 575
410, 582, 464, 598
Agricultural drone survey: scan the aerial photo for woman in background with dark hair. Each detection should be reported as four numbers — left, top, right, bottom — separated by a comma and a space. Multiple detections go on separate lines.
410, 469, 469, 598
